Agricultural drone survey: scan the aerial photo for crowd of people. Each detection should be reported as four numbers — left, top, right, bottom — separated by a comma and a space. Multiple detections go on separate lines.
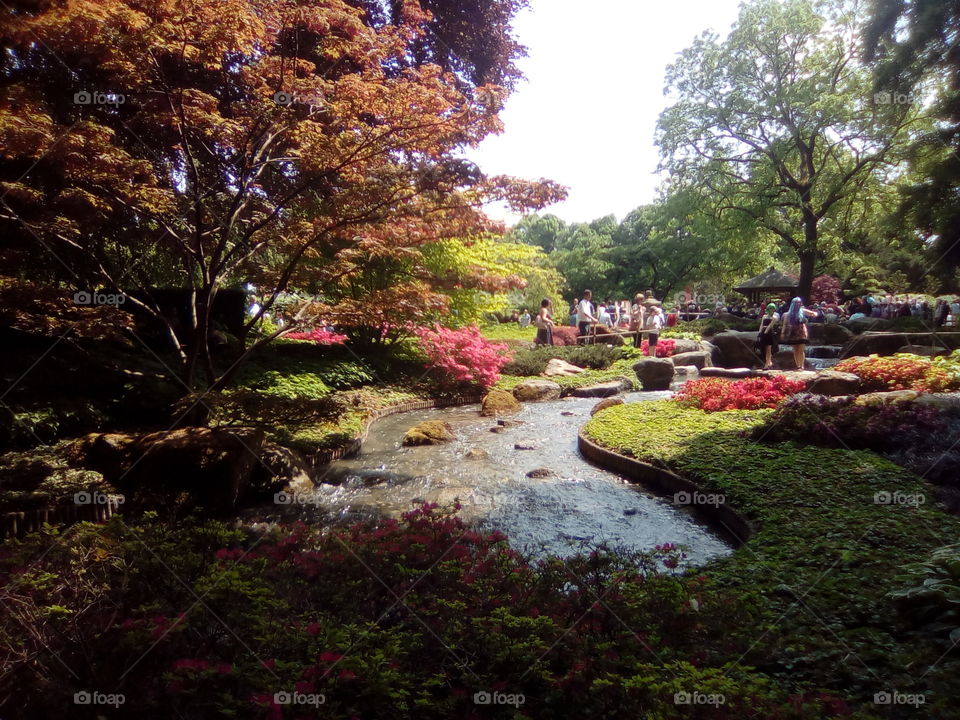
511, 289, 960, 368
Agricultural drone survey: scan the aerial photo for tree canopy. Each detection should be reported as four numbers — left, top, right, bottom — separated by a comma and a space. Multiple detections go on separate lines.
658, 0, 919, 300
0, 0, 563, 393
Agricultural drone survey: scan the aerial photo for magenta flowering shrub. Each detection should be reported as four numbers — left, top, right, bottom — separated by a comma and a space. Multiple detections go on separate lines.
413, 324, 511, 389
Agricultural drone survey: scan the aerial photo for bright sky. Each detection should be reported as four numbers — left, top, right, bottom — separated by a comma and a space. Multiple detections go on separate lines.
469, 0, 744, 226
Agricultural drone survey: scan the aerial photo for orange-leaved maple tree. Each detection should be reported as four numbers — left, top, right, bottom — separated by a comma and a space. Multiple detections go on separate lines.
0, 0, 564, 395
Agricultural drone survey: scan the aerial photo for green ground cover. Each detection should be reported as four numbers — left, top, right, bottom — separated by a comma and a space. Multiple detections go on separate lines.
584, 400, 960, 711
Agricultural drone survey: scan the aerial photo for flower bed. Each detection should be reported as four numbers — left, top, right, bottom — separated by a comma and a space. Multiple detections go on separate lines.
834, 353, 958, 393
674, 375, 805, 411
1, 506, 828, 719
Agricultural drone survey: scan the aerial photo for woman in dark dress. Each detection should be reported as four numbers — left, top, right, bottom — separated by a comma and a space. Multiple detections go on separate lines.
757, 303, 780, 369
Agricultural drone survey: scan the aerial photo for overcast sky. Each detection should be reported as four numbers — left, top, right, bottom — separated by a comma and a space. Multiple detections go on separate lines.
468, 0, 744, 226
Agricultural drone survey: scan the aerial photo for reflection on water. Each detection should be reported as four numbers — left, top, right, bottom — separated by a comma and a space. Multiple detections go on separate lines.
260, 392, 732, 563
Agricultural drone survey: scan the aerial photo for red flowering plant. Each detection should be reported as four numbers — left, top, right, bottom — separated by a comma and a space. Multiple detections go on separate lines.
285, 327, 349, 345
834, 354, 957, 393
640, 338, 676, 358
413, 324, 511, 390
674, 376, 806, 412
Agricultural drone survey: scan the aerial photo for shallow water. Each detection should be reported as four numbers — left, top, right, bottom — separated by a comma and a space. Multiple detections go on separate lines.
277, 393, 732, 563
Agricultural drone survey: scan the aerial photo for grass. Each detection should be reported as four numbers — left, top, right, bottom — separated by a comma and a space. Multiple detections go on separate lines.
479, 323, 538, 343
583, 400, 960, 711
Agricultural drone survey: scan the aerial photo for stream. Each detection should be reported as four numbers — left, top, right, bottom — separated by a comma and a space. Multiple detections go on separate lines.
268, 392, 733, 563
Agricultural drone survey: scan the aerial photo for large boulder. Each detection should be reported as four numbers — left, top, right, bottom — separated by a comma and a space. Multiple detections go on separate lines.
841, 332, 910, 358
512, 379, 562, 402
248, 443, 313, 501
700, 367, 755, 379
403, 421, 455, 446
591, 395, 625, 416
480, 389, 521, 416
773, 349, 810, 370
667, 338, 704, 355
854, 390, 920, 406
710, 331, 761, 368
82, 427, 266, 515
807, 323, 854, 346
805, 370, 861, 396
542, 358, 585, 377
570, 377, 634, 397
914, 393, 960, 410
633, 358, 675, 391
670, 351, 712, 369
897, 344, 950, 357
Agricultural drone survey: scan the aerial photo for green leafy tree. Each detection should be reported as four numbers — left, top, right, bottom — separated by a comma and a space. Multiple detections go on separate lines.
658, 0, 919, 300
866, 0, 960, 275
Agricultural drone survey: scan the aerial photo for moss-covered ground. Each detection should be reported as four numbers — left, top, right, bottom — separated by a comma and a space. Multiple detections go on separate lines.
584, 400, 960, 712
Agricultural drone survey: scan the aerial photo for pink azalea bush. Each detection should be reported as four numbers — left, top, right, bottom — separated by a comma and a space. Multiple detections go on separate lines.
286, 327, 349, 345
414, 324, 511, 389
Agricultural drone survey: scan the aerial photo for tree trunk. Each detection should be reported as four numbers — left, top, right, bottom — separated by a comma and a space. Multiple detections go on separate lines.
797, 213, 819, 302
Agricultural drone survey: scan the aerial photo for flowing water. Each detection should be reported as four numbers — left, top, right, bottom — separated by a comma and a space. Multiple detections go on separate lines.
275, 393, 732, 563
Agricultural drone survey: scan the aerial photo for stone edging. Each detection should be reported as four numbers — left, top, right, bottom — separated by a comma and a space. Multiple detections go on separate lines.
577, 429, 755, 547
307, 394, 485, 467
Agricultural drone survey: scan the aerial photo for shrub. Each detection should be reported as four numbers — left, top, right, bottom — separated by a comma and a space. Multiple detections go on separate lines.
413, 324, 511, 389
889, 542, 960, 648
660, 328, 701, 341
502, 344, 623, 376
752, 394, 960, 508
751, 394, 945, 450
550, 326, 580, 346
674, 376, 805, 412
834, 353, 957, 393
0, 507, 806, 720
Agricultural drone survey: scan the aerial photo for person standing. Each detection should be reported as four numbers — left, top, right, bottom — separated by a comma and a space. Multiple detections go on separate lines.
534, 299, 554, 347
576, 289, 599, 344
780, 297, 817, 370
757, 303, 780, 370
630, 293, 646, 348
518, 308, 531, 327
643, 305, 665, 356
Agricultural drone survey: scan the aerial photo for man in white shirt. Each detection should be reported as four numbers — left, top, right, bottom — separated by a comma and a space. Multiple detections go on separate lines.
576, 289, 599, 344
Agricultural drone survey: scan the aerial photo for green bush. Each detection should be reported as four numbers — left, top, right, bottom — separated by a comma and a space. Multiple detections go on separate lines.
501, 344, 623, 376
889, 542, 960, 648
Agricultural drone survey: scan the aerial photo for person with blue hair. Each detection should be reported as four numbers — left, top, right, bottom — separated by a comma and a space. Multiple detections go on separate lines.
780, 297, 817, 370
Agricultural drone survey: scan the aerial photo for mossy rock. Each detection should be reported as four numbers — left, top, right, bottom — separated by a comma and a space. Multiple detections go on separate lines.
402, 421, 455, 446
480, 389, 521, 416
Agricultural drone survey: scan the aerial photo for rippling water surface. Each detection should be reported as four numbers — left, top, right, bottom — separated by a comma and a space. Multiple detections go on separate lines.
261, 392, 732, 562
